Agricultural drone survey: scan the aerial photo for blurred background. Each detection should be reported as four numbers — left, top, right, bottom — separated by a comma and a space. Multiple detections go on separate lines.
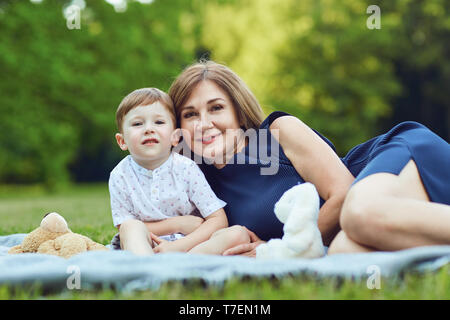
0, 0, 449, 189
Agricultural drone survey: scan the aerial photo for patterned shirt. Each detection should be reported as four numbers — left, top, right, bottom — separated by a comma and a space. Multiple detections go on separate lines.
109, 152, 226, 228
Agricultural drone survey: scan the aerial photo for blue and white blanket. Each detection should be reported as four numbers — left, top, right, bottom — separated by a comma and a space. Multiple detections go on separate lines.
0, 233, 449, 292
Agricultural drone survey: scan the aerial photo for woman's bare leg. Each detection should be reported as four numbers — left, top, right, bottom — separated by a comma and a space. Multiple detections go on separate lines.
329, 160, 450, 253
119, 219, 154, 256
328, 230, 374, 254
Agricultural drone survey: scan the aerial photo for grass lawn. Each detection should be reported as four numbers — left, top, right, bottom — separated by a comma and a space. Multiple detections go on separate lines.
0, 183, 449, 300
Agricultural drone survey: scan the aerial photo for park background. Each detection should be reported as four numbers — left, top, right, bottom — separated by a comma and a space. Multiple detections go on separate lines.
0, 0, 449, 299
0, 0, 449, 189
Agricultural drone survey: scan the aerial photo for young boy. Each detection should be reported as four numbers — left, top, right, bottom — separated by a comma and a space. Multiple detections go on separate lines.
109, 88, 250, 255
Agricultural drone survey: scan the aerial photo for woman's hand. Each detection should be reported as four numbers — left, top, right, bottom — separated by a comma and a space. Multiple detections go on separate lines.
222, 227, 266, 257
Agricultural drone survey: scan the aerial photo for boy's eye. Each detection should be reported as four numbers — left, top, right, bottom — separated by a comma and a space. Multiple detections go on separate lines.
155, 120, 165, 125
132, 122, 143, 126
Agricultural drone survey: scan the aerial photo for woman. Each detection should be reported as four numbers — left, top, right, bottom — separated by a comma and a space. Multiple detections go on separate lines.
168, 60, 450, 256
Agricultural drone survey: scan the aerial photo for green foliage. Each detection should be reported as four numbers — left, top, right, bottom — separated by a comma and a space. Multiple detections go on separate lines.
0, 0, 199, 186
200, 0, 449, 154
380, 0, 450, 139
0, 0, 448, 184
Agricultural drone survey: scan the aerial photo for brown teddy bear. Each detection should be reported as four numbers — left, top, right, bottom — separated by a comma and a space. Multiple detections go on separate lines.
8, 212, 108, 259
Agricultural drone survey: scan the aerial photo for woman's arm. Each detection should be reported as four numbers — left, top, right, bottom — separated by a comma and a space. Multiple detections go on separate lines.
152, 209, 228, 253
270, 115, 355, 245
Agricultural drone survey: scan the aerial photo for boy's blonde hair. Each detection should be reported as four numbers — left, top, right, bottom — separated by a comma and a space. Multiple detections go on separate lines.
116, 88, 176, 132
168, 60, 265, 129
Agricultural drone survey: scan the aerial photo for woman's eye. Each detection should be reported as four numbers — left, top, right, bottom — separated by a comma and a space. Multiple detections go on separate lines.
211, 105, 223, 111
183, 112, 197, 119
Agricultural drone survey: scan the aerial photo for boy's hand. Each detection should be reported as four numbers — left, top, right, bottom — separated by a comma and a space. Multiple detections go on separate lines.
150, 233, 189, 253
175, 215, 204, 235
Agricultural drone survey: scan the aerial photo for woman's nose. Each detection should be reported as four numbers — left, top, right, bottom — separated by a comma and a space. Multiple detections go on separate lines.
195, 113, 214, 132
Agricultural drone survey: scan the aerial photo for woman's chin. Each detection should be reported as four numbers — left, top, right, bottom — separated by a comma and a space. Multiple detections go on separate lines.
202, 152, 219, 163
194, 149, 226, 166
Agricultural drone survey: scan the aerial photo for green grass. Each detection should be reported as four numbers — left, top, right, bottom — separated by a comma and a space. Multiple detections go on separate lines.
0, 183, 115, 244
0, 183, 449, 300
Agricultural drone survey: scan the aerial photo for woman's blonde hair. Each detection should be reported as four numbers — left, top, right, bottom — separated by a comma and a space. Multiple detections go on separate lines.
168, 60, 265, 129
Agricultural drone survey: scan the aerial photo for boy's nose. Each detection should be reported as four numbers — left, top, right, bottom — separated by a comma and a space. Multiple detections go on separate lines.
144, 124, 155, 134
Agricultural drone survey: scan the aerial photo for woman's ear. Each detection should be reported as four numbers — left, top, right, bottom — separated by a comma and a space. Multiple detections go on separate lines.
115, 133, 128, 151
171, 129, 182, 147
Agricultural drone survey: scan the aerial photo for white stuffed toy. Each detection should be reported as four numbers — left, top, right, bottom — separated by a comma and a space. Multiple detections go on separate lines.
256, 182, 325, 259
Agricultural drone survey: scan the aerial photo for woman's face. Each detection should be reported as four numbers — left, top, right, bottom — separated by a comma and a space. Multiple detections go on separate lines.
179, 80, 244, 167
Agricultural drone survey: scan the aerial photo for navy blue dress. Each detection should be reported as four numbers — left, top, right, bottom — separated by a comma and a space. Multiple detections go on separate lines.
200, 111, 450, 241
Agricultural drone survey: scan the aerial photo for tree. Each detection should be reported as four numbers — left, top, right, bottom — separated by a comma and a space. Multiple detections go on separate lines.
0, 0, 200, 186
200, 0, 449, 154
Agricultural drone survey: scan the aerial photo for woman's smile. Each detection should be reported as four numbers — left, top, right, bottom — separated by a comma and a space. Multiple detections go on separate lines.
200, 133, 221, 145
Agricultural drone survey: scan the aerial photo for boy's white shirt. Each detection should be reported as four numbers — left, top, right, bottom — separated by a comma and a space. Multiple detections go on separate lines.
109, 152, 226, 228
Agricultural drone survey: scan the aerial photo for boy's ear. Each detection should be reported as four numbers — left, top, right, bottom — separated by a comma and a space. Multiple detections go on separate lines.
170, 128, 182, 147
115, 133, 128, 151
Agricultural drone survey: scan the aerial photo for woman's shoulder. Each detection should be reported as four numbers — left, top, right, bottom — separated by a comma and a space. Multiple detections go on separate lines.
260, 111, 312, 138
260, 111, 312, 140
261, 111, 337, 153
259, 111, 294, 129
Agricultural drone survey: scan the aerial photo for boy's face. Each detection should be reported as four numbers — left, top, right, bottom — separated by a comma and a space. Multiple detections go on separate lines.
116, 102, 178, 170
